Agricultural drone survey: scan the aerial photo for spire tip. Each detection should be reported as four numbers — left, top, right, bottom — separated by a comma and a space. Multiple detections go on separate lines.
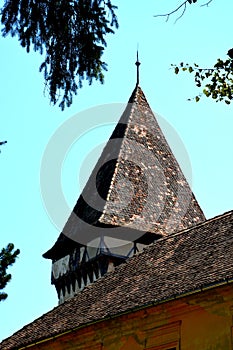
135, 50, 141, 86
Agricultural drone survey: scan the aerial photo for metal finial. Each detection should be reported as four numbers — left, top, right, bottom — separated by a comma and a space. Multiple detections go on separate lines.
135, 50, 141, 86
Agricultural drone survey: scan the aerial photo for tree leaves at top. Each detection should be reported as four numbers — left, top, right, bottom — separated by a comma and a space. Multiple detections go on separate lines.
172, 51, 233, 104
1, 0, 118, 110
0, 243, 20, 301
155, 0, 233, 105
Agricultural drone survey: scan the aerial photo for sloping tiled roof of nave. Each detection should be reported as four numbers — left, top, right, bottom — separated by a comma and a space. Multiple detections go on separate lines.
2, 210, 233, 349
44, 85, 205, 260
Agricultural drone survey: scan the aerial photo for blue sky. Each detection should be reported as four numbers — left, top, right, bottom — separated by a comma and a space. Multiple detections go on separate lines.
1, 0, 233, 341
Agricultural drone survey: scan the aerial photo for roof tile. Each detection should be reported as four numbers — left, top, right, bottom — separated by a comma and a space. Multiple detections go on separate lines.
1, 210, 233, 349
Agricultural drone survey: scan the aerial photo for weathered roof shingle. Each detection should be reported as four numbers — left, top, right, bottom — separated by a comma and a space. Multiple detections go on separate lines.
1, 210, 233, 349
44, 86, 205, 260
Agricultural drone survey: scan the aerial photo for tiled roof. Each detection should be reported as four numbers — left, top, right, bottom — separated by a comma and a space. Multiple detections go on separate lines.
44, 86, 205, 260
2, 210, 233, 349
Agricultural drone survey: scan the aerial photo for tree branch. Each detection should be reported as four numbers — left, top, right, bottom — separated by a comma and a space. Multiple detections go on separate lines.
0, 141, 7, 146
201, 0, 213, 7
154, 1, 188, 22
0, 141, 7, 153
174, 3, 187, 24
154, 0, 214, 22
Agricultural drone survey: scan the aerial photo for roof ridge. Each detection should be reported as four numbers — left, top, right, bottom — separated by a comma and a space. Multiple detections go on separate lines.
99, 87, 139, 220
60, 210, 233, 297
146, 209, 233, 245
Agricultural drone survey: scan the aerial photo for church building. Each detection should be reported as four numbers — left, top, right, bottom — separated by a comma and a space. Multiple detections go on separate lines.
1, 69, 233, 349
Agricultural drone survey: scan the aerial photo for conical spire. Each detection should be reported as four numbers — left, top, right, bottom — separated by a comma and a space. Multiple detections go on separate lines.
96, 86, 205, 233
44, 85, 205, 260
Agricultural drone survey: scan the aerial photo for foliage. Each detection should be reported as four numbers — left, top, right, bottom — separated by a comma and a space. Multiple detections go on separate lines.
1, 0, 118, 110
0, 243, 20, 301
154, 0, 233, 105
172, 52, 233, 104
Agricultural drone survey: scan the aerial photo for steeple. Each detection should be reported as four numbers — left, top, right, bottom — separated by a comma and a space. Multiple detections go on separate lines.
43, 85, 205, 304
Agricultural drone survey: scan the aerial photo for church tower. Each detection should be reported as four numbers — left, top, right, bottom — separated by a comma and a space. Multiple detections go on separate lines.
43, 66, 205, 304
